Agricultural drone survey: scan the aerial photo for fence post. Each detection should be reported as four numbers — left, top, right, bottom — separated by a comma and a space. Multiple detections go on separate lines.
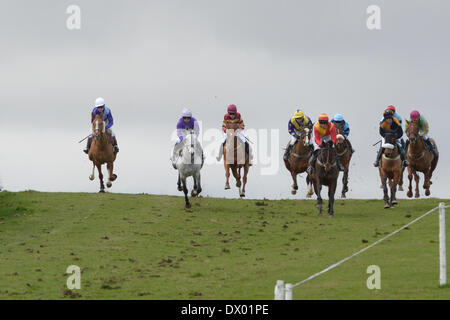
439, 202, 447, 286
285, 283, 293, 300
274, 280, 285, 300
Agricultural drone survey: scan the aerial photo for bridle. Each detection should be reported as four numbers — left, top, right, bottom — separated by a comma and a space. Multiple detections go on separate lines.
317, 143, 337, 171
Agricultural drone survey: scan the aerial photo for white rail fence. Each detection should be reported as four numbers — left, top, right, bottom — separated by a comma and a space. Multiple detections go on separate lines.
274, 202, 448, 300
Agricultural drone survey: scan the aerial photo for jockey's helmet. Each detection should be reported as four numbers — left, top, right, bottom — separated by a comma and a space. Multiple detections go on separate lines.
387, 105, 396, 113
383, 109, 394, 119
294, 109, 304, 119
95, 97, 105, 108
318, 113, 329, 124
410, 110, 420, 121
182, 108, 192, 118
333, 114, 344, 122
227, 104, 237, 114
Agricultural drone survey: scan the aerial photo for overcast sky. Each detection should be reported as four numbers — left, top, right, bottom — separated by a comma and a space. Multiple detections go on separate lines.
0, 0, 448, 200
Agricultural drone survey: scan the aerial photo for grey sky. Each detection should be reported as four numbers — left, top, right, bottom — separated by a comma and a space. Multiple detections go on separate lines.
0, 1, 448, 199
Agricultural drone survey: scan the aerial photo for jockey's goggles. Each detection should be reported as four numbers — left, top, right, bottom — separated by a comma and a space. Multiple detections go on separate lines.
319, 120, 328, 125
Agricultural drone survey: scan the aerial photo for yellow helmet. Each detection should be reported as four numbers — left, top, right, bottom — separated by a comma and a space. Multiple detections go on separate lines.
294, 109, 304, 119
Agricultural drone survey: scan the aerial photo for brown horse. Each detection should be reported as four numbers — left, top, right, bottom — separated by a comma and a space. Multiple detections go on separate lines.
334, 123, 353, 198
223, 123, 251, 198
309, 140, 339, 217
378, 134, 402, 208
88, 113, 117, 193
284, 128, 314, 197
404, 120, 438, 198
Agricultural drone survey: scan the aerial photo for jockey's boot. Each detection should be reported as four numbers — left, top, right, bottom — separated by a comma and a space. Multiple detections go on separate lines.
346, 139, 355, 154
425, 139, 437, 157
283, 144, 293, 161
216, 143, 225, 162
373, 146, 383, 167
309, 144, 315, 155
83, 137, 92, 154
112, 137, 119, 153
245, 141, 254, 164
399, 145, 409, 167
306, 152, 317, 175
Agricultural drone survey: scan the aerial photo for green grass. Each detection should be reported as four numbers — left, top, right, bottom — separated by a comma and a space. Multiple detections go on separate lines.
0, 191, 449, 300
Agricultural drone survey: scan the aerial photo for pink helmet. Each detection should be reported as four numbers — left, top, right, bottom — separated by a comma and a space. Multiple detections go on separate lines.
410, 110, 420, 121
227, 104, 237, 113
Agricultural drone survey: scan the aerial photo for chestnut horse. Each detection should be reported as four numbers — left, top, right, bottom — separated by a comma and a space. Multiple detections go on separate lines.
404, 120, 438, 198
334, 123, 353, 198
283, 128, 314, 197
309, 140, 339, 217
378, 134, 402, 208
223, 124, 251, 198
88, 113, 117, 193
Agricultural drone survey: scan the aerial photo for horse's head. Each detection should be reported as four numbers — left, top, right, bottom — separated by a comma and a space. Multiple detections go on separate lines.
92, 114, 105, 139
405, 120, 419, 144
318, 140, 336, 172
383, 134, 397, 157
301, 128, 311, 146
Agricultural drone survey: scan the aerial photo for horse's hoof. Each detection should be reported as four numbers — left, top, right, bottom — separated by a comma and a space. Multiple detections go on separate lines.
225, 184, 230, 190
185, 203, 191, 209
191, 190, 198, 197
398, 186, 403, 191
392, 201, 398, 205
89, 175, 94, 181
328, 214, 334, 218
111, 174, 117, 181
177, 186, 183, 192
384, 204, 390, 209
306, 194, 312, 199
236, 183, 241, 188
341, 194, 346, 199
106, 181, 112, 188
240, 192, 246, 198
291, 190, 297, 195
415, 193, 420, 198
407, 191, 413, 198
425, 189, 430, 196
99, 190, 105, 194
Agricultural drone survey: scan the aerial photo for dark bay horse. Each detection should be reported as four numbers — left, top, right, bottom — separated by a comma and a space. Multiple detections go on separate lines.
334, 123, 353, 198
284, 128, 314, 197
223, 123, 251, 198
309, 140, 339, 217
405, 120, 439, 198
88, 113, 117, 193
378, 134, 402, 208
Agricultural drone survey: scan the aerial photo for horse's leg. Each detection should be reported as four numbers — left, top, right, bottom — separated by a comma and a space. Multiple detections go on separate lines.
291, 171, 298, 195
328, 181, 337, 217
195, 172, 202, 195
407, 167, 413, 198
423, 169, 431, 196
89, 163, 95, 181
316, 183, 323, 215
181, 176, 191, 209
225, 164, 231, 190
106, 162, 114, 188
341, 168, 349, 198
382, 175, 389, 208
413, 171, 420, 198
306, 175, 313, 198
177, 172, 182, 191
240, 165, 249, 198
231, 166, 241, 188
97, 163, 105, 193
191, 176, 198, 197
398, 166, 405, 191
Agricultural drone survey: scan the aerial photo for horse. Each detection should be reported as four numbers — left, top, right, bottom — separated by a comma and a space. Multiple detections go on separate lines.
378, 134, 403, 208
334, 123, 353, 198
173, 130, 203, 208
309, 140, 339, 217
283, 128, 314, 197
222, 123, 251, 198
88, 113, 117, 193
404, 120, 439, 198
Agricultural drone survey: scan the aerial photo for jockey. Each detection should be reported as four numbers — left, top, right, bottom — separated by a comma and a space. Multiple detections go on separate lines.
381, 105, 405, 148
216, 104, 253, 162
283, 109, 314, 161
331, 113, 355, 154
373, 109, 408, 167
84, 97, 119, 154
306, 113, 344, 175
405, 110, 437, 157
171, 108, 203, 168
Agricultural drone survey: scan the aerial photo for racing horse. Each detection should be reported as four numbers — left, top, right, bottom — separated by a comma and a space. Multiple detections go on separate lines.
309, 139, 339, 217
283, 128, 314, 197
174, 130, 203, 208
378, 133, 403, 208
222, 122, 251, 198
88, 112, 117, 193
334, 122, 353, 198
405, 120, 439, 198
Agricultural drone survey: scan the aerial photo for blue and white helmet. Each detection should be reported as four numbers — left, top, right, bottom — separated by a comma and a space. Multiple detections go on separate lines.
95, 97, 105, 108
333, 113, 344, 122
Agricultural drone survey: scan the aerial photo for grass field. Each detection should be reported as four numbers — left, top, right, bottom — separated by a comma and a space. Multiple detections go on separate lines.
0, 191, 449, 300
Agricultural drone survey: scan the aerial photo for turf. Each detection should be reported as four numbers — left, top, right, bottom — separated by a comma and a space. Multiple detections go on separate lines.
0, 191, 449, 300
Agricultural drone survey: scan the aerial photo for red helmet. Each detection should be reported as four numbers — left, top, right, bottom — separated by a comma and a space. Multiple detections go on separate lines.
387, 105, 396, 113
318, 113, 329, 122
410, 110, 420, 121
227, 104, 237, 113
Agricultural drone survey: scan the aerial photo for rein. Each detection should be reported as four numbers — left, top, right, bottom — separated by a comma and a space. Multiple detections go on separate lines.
317, 147, 337, 168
